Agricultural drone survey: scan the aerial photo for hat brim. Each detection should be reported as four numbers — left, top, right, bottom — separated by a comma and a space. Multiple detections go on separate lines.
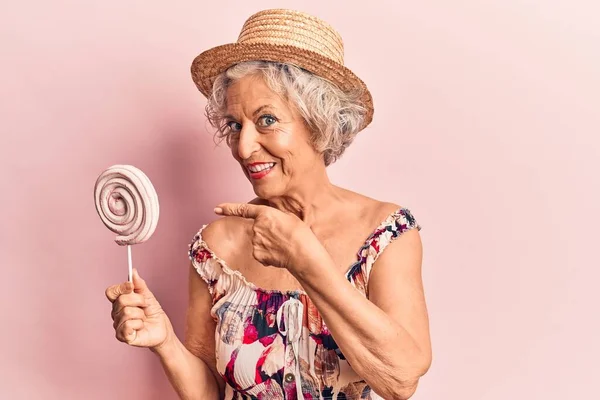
190, 42, 374, 131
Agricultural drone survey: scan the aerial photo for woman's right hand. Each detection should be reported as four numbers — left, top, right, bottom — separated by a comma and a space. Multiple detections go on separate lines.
105, 268, 174, 350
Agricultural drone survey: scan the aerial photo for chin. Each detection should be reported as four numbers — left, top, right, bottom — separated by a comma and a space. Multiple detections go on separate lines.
251, 182, 284, 200
252, 186, 275, 200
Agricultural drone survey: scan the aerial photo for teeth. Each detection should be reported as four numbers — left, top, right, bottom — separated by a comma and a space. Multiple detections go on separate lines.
248, 163, 275, 173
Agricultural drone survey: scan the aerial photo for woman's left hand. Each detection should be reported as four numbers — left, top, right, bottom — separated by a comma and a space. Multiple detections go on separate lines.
214, 203, 323, 271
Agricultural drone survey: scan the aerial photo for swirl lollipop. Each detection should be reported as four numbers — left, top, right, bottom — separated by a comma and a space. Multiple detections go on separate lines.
94, 165, 160, 282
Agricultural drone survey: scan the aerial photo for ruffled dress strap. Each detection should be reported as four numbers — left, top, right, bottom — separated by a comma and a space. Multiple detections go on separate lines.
346, 207, 422, 297
188, 224, 285, 305
188, 224, 229, 304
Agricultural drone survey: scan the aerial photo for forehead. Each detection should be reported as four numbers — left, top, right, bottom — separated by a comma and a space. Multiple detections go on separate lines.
226, 75, 286, 112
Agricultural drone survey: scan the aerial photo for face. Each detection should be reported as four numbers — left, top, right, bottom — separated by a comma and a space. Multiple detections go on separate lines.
224, 74, 322, 199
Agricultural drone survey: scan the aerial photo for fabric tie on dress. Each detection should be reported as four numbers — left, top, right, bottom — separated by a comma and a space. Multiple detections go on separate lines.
276, 298, 304, 399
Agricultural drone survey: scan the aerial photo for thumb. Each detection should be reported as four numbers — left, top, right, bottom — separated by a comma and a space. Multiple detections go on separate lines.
105, 281, 133, 302
132, 268, 151, 294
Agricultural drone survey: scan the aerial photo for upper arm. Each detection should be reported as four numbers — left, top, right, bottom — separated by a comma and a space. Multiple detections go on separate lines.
367, 226, 432, 375
185, 261, 226, 397
184, 216, 242, 397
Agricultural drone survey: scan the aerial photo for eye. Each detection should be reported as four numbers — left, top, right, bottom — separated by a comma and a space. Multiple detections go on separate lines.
258, 114, 278, 127
225, 120, 242, 133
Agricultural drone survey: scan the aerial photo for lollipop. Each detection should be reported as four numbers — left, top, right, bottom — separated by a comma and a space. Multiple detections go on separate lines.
94, 165, 160, 282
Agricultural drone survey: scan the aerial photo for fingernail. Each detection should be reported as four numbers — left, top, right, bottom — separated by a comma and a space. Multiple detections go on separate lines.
214, 207, 223, 214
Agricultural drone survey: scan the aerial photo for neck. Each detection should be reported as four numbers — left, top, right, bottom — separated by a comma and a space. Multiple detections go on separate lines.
266, 167, 341, 226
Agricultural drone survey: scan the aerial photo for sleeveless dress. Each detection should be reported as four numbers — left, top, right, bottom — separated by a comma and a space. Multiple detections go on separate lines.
187, 207, 421, 400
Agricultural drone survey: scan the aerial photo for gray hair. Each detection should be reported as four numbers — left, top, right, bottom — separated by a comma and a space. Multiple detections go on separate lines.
204, 61, 367, 166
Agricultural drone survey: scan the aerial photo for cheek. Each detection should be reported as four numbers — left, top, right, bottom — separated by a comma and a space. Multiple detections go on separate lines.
272, 126, 309, 155
265, 130, 293, 154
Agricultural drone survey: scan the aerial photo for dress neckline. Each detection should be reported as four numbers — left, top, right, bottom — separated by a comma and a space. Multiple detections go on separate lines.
195, 206, 407, 297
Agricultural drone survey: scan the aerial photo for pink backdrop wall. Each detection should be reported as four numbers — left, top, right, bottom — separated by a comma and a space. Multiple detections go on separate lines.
1, 0, 598, 398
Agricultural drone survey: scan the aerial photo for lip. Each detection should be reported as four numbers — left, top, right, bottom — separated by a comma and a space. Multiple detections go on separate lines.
247, 163, 276, 180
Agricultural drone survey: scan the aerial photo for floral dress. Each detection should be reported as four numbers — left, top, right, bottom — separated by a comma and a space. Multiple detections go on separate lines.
188, 207, 421, 399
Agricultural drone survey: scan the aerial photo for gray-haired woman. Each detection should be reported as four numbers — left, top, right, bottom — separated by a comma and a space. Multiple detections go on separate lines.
105, 9, 431, 400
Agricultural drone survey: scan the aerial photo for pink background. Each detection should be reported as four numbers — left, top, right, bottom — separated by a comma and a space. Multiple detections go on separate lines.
1, 0, 598, 399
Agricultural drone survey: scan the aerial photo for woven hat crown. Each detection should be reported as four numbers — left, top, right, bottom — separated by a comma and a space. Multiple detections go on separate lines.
236, 9, 345, 65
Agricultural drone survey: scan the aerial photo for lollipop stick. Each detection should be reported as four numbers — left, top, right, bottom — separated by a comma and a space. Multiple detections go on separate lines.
127, 245, 133, 283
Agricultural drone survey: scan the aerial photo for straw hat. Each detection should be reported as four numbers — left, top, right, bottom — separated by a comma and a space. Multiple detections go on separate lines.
190, 9, 374, 131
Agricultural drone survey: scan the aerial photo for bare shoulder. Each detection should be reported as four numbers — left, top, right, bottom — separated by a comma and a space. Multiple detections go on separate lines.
201, 216, 249, 256
345, 190, 403, 222
376, 200, 404, 218
200, 200, 260, 262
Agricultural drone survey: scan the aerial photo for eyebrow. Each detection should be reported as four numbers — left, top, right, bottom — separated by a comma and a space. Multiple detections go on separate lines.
224, 104, 276, 122
253, 104, 276, 117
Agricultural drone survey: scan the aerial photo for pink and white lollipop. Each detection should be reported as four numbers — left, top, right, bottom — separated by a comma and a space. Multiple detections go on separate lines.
94, 165, 160, 282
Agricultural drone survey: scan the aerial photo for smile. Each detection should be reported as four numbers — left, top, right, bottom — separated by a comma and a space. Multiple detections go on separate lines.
247, 162, 276, 179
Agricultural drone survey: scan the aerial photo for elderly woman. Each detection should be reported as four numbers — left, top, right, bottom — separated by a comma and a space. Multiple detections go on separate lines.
105, 9, 431, 400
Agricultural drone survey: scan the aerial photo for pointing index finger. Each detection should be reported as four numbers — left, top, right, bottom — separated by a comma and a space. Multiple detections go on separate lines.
214, 203, 263, 219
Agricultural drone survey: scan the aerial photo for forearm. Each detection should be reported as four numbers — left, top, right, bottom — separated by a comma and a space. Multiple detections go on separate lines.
292, 254, 424, 399
152, 337, 221, 400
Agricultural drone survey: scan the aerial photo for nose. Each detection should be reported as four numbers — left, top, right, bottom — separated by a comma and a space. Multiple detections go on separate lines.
236, 125, 261, 160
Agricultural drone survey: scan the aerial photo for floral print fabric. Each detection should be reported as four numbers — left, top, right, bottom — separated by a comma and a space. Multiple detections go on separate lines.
188, 207, 421, 399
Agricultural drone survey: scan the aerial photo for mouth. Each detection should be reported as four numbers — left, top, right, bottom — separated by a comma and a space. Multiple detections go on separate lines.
246, 162, 276, 180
